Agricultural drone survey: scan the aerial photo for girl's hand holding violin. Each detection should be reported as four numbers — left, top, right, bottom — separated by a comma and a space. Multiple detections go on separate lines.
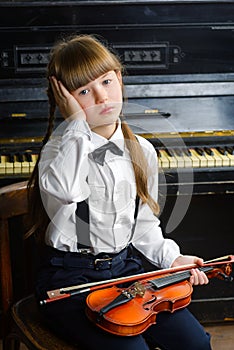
50, 76, 86, 121
172, 255, 209, 286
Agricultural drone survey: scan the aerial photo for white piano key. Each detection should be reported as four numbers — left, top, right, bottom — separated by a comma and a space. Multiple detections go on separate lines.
5, 155, 14, 174
210, 148, 227, 166
0, 155, 6, 174
158, 149, 170, 168
188, 149, 200, 167
13, 155, 22, 174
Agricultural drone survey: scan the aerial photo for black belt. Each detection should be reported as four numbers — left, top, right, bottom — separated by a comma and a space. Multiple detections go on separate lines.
50, 247, 128, 271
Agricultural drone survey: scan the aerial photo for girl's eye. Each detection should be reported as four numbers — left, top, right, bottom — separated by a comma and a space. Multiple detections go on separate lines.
79, 89, 89, 96
103, 79, 111, 85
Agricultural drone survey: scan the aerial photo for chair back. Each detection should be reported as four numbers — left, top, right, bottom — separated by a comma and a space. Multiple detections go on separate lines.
0, 181, 31, 336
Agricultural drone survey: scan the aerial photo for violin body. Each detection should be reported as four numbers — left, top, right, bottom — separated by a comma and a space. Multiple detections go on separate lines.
41, 255, 233, 336
86, 279, 193, 336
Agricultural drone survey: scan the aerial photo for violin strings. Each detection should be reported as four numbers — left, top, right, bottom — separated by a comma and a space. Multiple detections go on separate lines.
148, 266, 213, 290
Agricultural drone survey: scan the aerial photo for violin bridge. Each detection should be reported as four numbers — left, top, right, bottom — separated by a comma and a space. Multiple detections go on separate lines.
130, 281, 146, 297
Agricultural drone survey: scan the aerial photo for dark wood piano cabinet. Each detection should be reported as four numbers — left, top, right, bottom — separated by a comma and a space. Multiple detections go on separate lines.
0, 0, 234, 324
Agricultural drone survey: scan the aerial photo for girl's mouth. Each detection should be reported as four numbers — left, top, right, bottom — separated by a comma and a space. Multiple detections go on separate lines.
100, 106, 114, 115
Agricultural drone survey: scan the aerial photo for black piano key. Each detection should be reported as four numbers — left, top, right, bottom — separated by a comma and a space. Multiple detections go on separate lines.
182, 148, 192, 157
225, 146, 234, 155
195, 147, 205, 156
25, 152, 33, 162
204, 147, 214, 156
165, 149, 174, 157
217, 146, 228, 155
16, 153, 24, 162
173, 148, 183, 157
8, 153, 14, 163
8, 153, 15, 163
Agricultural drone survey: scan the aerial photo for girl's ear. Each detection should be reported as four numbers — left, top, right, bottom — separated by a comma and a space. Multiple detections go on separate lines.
116, 70, 123, 85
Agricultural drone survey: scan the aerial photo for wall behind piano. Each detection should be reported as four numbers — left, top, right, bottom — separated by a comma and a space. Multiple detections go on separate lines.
0, 0, 234, 323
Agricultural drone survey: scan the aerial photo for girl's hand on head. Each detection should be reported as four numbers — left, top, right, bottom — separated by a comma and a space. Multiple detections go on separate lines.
171, 255, 209, 286
50, 76, 86, 121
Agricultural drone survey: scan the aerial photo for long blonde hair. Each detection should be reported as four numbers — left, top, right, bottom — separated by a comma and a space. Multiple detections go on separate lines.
27, 34, 159, 241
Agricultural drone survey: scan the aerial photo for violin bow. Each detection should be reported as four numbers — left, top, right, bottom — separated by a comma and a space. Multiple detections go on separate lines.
40, 254, 234, 305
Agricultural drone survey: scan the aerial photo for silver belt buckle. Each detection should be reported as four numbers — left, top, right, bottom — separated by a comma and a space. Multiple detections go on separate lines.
94, 257, 112, 269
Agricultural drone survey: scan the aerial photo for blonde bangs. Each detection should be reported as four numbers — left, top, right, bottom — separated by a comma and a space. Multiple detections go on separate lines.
51, 35, 122, 92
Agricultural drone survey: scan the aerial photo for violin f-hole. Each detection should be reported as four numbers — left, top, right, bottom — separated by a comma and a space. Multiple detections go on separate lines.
143, 295, 157, 310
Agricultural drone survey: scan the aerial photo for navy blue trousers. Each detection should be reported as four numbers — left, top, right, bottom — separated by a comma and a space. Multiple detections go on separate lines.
36, 246, 212, 350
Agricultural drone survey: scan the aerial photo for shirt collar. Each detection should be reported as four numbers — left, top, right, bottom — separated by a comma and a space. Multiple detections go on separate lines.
91, 119, 125, 152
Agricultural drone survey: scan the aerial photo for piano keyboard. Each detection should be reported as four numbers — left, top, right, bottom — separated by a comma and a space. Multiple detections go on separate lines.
157, 146, 234, 169
0, 146, 234, 177
0, 151, 38, 176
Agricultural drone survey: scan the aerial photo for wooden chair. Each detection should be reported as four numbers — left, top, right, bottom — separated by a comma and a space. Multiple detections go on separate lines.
0, 181, 162, 350
0, 181, 78, 350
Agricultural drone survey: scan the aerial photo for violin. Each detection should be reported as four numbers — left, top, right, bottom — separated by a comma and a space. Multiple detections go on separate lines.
41, 255, 234, 337
86, 256, 234, 336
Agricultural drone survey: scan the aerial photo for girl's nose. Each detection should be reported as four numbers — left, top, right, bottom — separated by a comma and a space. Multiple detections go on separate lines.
94, 87, 108, 104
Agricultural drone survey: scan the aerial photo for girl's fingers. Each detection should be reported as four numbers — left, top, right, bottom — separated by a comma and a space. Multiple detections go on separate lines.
190, 269, 209, 285
190, 269, 199, 285
57, 80, 70, 97
50, 76, 62, 102
49, 76, 85, 120
50, 77, 73, 102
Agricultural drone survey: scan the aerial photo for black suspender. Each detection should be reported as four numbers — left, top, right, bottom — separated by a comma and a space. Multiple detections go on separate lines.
127, 195, 140, 246
75, 194, 140, 252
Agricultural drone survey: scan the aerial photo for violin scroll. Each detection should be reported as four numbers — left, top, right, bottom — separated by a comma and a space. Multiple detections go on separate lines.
207, 263, 233, 282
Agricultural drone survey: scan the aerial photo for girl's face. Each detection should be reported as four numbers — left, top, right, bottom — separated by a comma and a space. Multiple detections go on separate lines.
71, 70, 123, 131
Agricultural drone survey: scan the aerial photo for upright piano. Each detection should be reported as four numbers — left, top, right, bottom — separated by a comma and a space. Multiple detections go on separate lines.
1, 0, 234, 323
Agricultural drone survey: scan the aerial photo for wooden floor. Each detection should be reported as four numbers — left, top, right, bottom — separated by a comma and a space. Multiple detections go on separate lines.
1, 323, 234, 349
204, 323, 234, 350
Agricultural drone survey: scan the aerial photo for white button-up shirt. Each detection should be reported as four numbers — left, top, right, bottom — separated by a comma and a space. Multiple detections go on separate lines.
39, 119, 180, 269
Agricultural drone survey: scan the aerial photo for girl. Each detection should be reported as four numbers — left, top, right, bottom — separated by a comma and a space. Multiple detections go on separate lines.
28, 34, 212, 350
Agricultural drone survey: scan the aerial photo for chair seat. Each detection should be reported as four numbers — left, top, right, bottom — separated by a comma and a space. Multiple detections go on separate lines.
10, 294, 162, 350
10, 294, 78, 350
